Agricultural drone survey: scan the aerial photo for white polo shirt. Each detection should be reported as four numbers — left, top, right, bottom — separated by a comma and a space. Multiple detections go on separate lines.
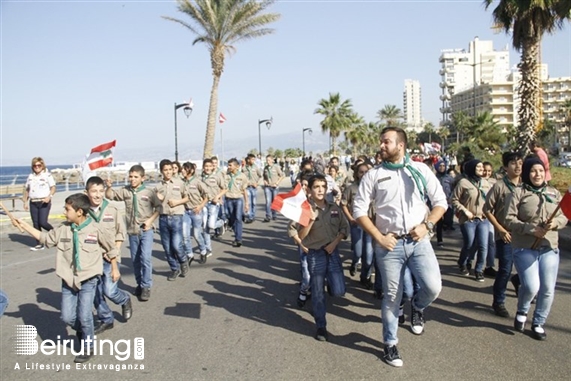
25, 170, 56, 199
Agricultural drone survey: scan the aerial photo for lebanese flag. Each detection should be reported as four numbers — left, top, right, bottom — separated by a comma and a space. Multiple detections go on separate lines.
82, 140, 116, 182
271, 183, 312, 226
219, 113, 226, 124
560, 187, 571, 219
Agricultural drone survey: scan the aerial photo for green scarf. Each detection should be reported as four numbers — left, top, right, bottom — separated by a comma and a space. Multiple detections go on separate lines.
382, 154, 427, 199
71, 217, 92, 271
228, 173, 239, 191
524, 184, 554, 203
88, 199, 109, 223
265, 165, 272, 181
468, 178, 487, 200
502, 176, 519, 194
130, 184, 146, 219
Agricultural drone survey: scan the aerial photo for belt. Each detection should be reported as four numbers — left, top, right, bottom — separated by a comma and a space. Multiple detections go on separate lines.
391, 233, 413, 240
30, 198, 46, 203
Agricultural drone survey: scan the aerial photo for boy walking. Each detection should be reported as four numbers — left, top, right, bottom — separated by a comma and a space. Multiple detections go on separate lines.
263, 154, 284, 222
242, 153, 262, 223
201, 158, 227, 256
225, 158, 249, 247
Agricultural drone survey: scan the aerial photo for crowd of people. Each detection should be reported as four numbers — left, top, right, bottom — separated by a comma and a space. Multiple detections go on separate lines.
8, 132, 568, 367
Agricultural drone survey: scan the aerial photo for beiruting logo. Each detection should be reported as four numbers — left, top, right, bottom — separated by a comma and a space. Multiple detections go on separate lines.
15, 325, 144, 361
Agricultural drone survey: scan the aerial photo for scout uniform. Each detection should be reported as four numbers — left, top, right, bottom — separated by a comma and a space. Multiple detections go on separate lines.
225, 170, 248, 245
242, 163, 262, 221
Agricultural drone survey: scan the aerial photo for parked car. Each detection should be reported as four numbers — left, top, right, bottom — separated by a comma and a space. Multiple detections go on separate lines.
557, 153, 571, 168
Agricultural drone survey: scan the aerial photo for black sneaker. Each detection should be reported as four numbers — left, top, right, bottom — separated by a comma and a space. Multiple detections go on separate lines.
134, 286, 142, 296
315, 327, 328, 342
94, 321, 114, 335
475, 272, 485, 282
122, 299, 133, 321
74, 353, 94, 363
492, 302, 510, 318
263, 218, 271, 223
180, 262, 189, 277
410, 305, 424, 335
514, 313, 526, 332
297, 293, 308, 308
373, 289, 383, 300
360, 277, 373, 290
199, 254, 208, 264
232, 240, 242, 247
140, 288, 151, 302
349, 264, 356, 277
531, 324, 547, 341
167, 269, 181, 281
459, 265, 469, 276
484, 267, 498, 277
188, 255, 195, 267
383, 345, 403, 367
398, 304, 405, 325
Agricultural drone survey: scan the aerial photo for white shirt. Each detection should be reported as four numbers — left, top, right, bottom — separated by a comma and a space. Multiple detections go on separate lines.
25, 170, 56, 199
353, 160, 447, 235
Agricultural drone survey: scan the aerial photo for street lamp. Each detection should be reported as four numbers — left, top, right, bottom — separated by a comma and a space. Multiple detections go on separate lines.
302, 128, 312, 156
174, 100, 193, 162
258, 117, 273, 156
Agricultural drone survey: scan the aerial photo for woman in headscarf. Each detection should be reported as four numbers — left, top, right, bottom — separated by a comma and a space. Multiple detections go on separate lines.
434, 160, 454, 247
451, 159, 492, 282
504, 158, 567, 340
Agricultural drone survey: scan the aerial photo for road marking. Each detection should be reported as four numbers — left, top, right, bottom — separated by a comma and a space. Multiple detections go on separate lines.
0, 253, 53, 269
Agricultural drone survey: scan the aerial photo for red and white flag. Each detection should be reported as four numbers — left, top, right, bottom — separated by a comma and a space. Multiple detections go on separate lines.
219, 113, 226, 124
271, 183, 313, 226
82, 140, 116, 182
560, 186, 571, 219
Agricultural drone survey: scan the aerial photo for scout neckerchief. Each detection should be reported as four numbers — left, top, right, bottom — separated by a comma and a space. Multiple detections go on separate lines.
524, 183, 554, 204
468, 177, 486, 200
71, 217, 92, 271
502, 176, 519, 194
130, 184, 146, 219
228, 172, 239, 191
88, 199, 109, 223
382, 154, 427, 199
246, 165, 254, 180
265, 164, 273, 181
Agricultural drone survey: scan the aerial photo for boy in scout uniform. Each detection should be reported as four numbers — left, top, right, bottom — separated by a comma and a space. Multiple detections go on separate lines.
263, 154, 285, 222
297, 174, 348, 342
105, 165, 161, 302
242, 153, 262, 223
225, 158, 249, 247
85, 176, 131, 335
201, 158, 227, 256
16, 193, 117, 364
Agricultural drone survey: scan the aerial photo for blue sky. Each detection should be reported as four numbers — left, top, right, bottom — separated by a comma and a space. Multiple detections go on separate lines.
2, 0, 570, 165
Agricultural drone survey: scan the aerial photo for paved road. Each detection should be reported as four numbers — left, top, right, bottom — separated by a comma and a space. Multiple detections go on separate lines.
1, 186, 571, 380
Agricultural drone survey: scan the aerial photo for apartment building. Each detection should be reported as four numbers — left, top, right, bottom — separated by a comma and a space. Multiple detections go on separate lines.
403, 79, 423, 132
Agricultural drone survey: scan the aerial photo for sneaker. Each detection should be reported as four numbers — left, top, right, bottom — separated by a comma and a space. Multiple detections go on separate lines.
140, 288, 151, 302
232, 240, 242, 247
483, 267, 498, 277
134, 286, 142, 296
263, 218, 271, 223
272, 216, 277, 221
245, 218, 253, 224
180, 262, 189, 277
122, 299, 133, 320
475, 272, 485, 282
315, 327, 328, 342
459, 265, 469, 276
200, 254, 208, 264
74, 353, 94, 363
30, 244, 45, 251
360, 277, 373, 290
511, 275, 520, 296
206, 251, 213, 258
437, 242, 444, 247
297, 293, 307, 308
94, 321, 114, 335
492, 302, 510, 318
514, 312, 526, 332
383, 345, 403, 367
531, 324, 547, 341
349, 264, 356, 277
410, 306, 424, 335
373, 289, 383, 300
398, 304, 405, 325
466, 262, 473, 273
167, 269, 181, 281
188, 255, 195, 266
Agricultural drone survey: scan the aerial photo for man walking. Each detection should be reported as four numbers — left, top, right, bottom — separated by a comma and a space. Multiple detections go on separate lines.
242, 154, 261, 223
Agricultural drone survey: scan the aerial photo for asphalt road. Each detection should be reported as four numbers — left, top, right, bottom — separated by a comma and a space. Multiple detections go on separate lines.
1, 188, 571, 381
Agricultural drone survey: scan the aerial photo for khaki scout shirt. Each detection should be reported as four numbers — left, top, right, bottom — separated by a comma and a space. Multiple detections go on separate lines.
483, 177, 521, 230
184, 176, 208, 209
107, 185, 161, 235
226, 172, 248, 199
242, 164, 262, 187
504, 186, 568, 249
40, 220, 117, 290
155, 177, 186, 215
451, 177, 492, 224
263, 164, 284, 187
201, 172, 227, 201
89, 202, 126, 262
298, 201, 348, 250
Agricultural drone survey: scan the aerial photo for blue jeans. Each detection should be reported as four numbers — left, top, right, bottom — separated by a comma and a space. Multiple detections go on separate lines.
95, 261, 130, 324
183, 209, 207, 256
0, 289, 8, 317
226, 198, 244, 242
493, 240, 513, 304
61, 277, 98, 350
298, 247, 310, 295
159, 215, 186, 271
487, 224, 496, 268
246, 187, 258, 220
350, 224, 363, 266
128, 228, 154, 288
263, 186, 278, 219
359, 232, 376, 283
458, 219, 489, 273
375, 237, 441, 345
307, 247, 346, 329
513, 247, 559, 326
203, 202, 223, 251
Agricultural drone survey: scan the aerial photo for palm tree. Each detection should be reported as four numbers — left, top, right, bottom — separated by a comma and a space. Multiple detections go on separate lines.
344, 116, 367, 157
314, 93, 353, 155
450, 111, 473, 144
423, 122, 436, 143
484, 0, 570, 155
163, 0, 280, 158
376, 105, 403, 127
472, 111, 506, 153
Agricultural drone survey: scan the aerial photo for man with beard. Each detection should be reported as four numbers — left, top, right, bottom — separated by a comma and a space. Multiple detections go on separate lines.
353, 127, 447, 367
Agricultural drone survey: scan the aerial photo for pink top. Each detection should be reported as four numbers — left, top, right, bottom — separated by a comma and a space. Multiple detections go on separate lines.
535, 148, 552, 182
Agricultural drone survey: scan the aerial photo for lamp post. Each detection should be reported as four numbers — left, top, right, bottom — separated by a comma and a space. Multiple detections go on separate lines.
302, 128, 312, 156
258, 117, 273, 156
174, 99, 193, 162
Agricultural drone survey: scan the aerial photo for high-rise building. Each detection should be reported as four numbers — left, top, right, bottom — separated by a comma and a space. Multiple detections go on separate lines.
403, 79, 422, 132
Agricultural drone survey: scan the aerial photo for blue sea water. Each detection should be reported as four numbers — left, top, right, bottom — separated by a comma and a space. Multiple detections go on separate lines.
0, 165, 83, 192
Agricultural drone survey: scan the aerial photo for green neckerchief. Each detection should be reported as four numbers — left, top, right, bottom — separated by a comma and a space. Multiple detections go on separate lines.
246, 165, 253, 180
202, 172, 212, 182
502, 176, 520, 194
71, 217, 92, 271
524, 183, 554, 203
130, 184, 146, 219
186, 175, 196, 185
382, 154, 427, 199
468, 178, 486, 200
88, 199, 109, 223
264, 165, 272, 181
228, 172, 239, 191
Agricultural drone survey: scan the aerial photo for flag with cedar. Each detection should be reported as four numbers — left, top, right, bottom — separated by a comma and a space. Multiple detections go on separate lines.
271, 183, 312, 226
82, 140, 116, 182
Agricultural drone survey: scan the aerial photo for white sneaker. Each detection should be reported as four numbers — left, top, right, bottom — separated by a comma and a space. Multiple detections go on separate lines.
30, 245, 45, 251
383, 345, 403, 367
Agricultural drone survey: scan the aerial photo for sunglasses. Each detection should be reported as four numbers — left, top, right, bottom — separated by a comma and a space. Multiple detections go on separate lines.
33, 164, 43, 168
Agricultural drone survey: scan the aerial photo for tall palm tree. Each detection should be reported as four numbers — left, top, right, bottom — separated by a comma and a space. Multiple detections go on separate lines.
450, 111, 473, 144
344, 115, 367, 157
314, 93, 353, 155
423, 122, 436, 143
472, 111, 506, 153
376, 105, 403, 127
163, 0, 280, 158
484, 0, 570, 155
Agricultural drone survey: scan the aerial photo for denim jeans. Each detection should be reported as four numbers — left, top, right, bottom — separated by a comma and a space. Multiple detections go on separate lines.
29, 200, 53, 233
298, 246, 310, 295
128, 228, 154, 288
0, 289, 8, 317
226, 198, 244, 242
183, 209, 207, 256
487, 224, 496, 268
350, 224, 363, 266
374, 237, 441, 345
95, 261, 130, 324
307, 247, 346, 329
458, 219, 489, 273
359, 231, 376, 284
203, 203, 223, 251
513, 247, 560, 326
246, 187, 257, 220
263, 186, 278, 219
492, 240, 513, 305
61, 277, 98, 350
159, 215, 186, 271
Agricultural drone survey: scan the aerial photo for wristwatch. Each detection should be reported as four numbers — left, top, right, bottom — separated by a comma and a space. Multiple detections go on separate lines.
424, 220, 435, 233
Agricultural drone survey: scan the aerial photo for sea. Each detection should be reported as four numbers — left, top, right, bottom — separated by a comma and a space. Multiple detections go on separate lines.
0, 165, 84, 192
